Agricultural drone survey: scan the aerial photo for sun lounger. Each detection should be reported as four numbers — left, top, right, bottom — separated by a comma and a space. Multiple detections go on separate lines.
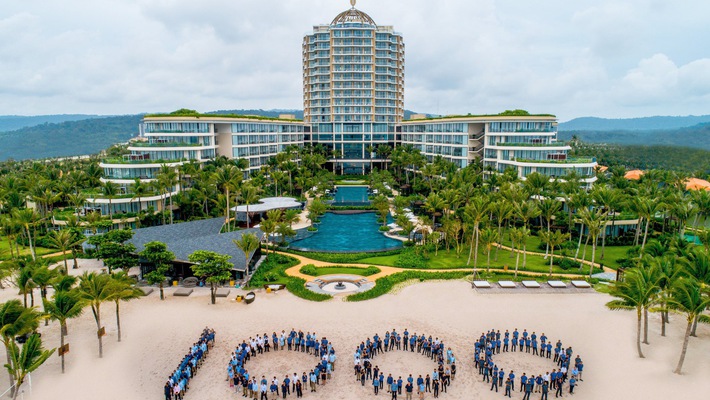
140, 287, 154, 296
521, 280, 541, 288
498, 281, 516, 288
174, 288, 193, 297
571, 280, 592, 288
473, 280, 491, 288
215, 288, 231, 298
547, 280, 567, 288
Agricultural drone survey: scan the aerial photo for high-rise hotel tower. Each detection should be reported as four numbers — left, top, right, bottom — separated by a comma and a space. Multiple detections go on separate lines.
303, 0, 404, 174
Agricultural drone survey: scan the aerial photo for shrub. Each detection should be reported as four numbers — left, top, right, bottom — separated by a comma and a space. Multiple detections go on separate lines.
553, 257, 577, 271
247, 254, 299, 287
394, 248, 427, 269
307, 226, 318, 232
286, 278, 331, 302
300, 264, 318, 275
346, 270, 470, 301
379, 226, 390, 232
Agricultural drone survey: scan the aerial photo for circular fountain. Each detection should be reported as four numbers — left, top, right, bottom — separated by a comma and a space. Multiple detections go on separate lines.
306, 275, 374, 295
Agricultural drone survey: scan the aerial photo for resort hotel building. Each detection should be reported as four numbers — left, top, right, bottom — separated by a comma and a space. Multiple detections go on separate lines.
95, 0, 596, 218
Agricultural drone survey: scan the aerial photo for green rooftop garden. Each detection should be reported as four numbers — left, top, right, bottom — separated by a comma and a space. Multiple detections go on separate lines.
404, 109, 556, 122
145, 108, 303, 122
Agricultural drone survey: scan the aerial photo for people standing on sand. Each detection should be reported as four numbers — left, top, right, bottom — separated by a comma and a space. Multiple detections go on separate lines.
374, 374, 380, 395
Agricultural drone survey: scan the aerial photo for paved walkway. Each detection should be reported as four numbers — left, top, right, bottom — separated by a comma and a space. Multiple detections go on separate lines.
275, 250, 604, 284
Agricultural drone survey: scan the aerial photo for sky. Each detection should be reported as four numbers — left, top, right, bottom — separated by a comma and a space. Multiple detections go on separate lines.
1, 0, 709, 121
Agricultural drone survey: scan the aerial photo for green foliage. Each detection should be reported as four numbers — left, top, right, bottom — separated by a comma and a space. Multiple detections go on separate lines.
298, 264, 380, 277
285, 278, 331, 302
553, 257, 578, 270
346, 270, 471, 302
393, 248, 428, 269
573, 142, 710, 172
282, 248, 403, 263
300, 264, 318, 275
247, 253, 299, 287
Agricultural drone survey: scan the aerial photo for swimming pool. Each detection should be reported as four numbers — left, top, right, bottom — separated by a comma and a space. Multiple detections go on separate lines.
333, 186, 370, 205
290, 212, 402, 253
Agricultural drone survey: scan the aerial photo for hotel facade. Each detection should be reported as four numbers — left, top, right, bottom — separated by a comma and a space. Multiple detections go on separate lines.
95, 2, 595, 217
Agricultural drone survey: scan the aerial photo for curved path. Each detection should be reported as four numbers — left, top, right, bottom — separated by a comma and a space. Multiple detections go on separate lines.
275, 250, 606, 283
493, 243, 616, 274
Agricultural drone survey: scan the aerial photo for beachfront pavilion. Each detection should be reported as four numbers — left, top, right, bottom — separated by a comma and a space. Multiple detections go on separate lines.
231, 197, 303, 226
128, 218, 264, 282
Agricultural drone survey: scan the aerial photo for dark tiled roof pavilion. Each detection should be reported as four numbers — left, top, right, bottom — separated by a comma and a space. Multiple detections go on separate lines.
128, 218, 264, 271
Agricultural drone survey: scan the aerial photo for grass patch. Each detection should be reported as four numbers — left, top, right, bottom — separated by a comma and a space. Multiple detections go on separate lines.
0, 235, 57, 261
360, 248, 602, 275
299, 264, 380, 277
247, 254, 332, 302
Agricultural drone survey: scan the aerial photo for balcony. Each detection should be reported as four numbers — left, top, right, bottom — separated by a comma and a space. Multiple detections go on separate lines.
493, 142, 569, 147
130, 142, 207, 148
514, 157, 596, 164
101, 156, 188, 165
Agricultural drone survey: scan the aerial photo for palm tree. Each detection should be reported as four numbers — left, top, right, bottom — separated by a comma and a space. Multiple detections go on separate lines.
650, 255, 685, 337
283, 209, 301, 229
275, 222, 296, 245
100, 180, 120, 220
606, 268, 659, 358
213, 165, 241, 232
464, 197, 489, 267
638, 197, 663, 251
0, 300, 41, 397
31, 264, 56, 325
107, 271, 142, 343
47, 229, 82, 275
44, 290, 84, 373
491, 201, 513, 261
376, 144, 392, 170
5, 333, 54, 400
77, 272, 112, 358
12, 208, 39, 260
539, 230, 570, 277
156, 165, 178, 224
130, 178, 150, 227
239, 184, 261, 229
480, 228, 498, 273
592, 186, 624, 259
233, 233, 261, 277
425, 193, 446, 230
667, 278, 710, 374
259, 218, 277, 253
577, 208, 607, 276
538, 198, 561, 258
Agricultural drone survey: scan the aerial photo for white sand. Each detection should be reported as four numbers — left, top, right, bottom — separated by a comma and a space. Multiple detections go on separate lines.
0, 273, 708, 400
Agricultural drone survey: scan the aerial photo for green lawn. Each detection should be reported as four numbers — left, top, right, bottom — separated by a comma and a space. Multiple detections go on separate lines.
359, 246, 601, 275
0, 235, 56, 261
299, 265, 380, 277
498, 229, 631, 270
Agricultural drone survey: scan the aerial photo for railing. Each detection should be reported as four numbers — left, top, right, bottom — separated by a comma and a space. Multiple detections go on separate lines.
130, 142, 206, 148
101, 157, 188, 165
514, 157, 595, 164
494, 142, 568, 147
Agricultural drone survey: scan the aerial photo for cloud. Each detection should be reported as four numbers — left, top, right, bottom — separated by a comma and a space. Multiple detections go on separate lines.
0, 0, 708, 120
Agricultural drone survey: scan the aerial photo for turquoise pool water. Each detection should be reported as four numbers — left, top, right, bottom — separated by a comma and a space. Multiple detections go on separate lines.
290, 212, 402, 253
685, 234, 702, 245
334, 186, 370, 205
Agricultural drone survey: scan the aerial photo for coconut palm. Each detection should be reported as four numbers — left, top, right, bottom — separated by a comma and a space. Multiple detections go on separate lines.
106, 271, 142, 343
44, 290, 85, 373
5, 333, 54, 400
156, 165, 178, 225
239, 184, 260, 229
283, 208, 301, 229
47, 229, 83, 275
649, 255, 685, 337
0, 300, 41, 397
667, 278, 710, 374
30, 264, 56, 325
479, 228, 498, 273
605, 267, 660, 358
425, 193, 446, 230
275, 222, 296, 245
463, 197, 489, 267
100, 180, 120, 220
11, 208, 39, 260
233, 233, 261, 277
539, 230, 570, 277
213, 165, 242, 232
491, 201, 513, 261
77, 272, 112, 357
538, 198, 561, 258
259, 218, 277, 253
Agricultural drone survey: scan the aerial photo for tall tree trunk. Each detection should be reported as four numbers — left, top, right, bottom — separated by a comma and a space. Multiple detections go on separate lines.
641, 217, 651, 250
549, 247, 554, 277
60, 324, 66, 373
116, 301, 122, 342
159, 283, 165, 301
514, 245, 521, 278
92, 305, 103, 358
588, 239, 597, 277
579, 236, 589, 271
690, 315, 699, 337
673, 319, 693, 374
26, 226, 36, 261
634, 217, 642, 246
467, 223, 477, 266
6, 345, 15, 397
225, 188, 230, 232
575, 223, 584, 261
522, 243, 528, 271
643, 307, 649, 344
636, 308, 645, 358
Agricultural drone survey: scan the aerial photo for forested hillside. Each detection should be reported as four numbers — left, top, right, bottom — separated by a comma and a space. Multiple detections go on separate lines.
559, 115, 710, 131
0, 114, 103, 132
573, 143, 710, 173
0, 115, 143, 161
558, 123, 710, 150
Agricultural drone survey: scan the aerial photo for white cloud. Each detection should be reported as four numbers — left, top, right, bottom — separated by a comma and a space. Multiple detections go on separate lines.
0, 0, 708, 120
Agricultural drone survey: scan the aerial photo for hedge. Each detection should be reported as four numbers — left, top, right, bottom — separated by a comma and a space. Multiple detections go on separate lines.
282, 248, 403, 263
346, 270, 471, 302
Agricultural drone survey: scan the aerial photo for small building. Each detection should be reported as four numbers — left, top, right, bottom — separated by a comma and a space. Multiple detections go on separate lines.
231, 197, 303, 226
128, 218, 264, 282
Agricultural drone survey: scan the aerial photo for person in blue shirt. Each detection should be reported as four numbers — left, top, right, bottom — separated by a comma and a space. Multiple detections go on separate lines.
522, 379, 534, 400
569, 377, 576, 394
397, 377, 403, 395
373, 375, 380, 395
503, 335, 510, 352
504, 378, 512, 398
390, 381, 399, 399
520, 373, 527, 392
490, 369, 499, 392
386, 374, 394, 393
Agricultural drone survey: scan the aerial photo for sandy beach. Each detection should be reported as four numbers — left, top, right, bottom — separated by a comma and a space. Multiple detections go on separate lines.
0, 262, 708, 400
